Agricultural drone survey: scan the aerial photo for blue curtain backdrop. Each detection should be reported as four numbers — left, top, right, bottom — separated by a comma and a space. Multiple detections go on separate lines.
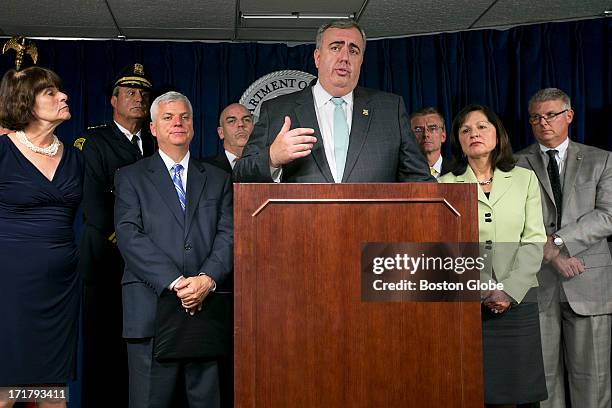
1, 17, 610, 408
1, 17, 610, 158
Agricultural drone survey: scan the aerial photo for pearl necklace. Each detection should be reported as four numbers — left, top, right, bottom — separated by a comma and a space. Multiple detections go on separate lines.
477, 177, 493, 186
15, 130, 61, 157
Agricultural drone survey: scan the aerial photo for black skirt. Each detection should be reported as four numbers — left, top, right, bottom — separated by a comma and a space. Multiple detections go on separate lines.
481, 293, 548, 404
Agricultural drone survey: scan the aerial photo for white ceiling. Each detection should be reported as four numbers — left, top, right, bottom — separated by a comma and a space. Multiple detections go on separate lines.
1, 0, 610, 43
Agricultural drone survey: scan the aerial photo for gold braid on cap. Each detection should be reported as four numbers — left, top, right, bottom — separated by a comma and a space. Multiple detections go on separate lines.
114, 76, 152, 89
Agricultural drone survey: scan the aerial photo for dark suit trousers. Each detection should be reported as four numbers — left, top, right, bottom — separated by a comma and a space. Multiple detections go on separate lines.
126, 338, 220, 408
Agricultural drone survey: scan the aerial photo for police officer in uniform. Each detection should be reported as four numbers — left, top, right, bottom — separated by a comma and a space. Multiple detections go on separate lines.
75, 63, 156, 407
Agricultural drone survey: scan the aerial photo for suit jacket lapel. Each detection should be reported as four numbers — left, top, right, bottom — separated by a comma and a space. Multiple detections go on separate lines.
219, 153, 232, 172
561, 140, 582, 218
343, 87, 372, 182
184, 159, 207, 238
525, 144, 555, 205
488, 168, 512, 207
294, 87, 334, 182
141, 130, 157, 157
456, 166, 490, 207
146, 154, 185, 228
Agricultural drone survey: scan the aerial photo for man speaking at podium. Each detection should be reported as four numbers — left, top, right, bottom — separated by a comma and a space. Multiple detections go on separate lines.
234, 20, 433, 183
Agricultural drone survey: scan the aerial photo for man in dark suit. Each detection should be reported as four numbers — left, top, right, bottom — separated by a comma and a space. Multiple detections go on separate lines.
516, 88, 612, 408
74, 63, 156, 407
115, 91, 233, 408
234, 20, 433, 183
409, 107, 451, 178
206, 103, 253, 172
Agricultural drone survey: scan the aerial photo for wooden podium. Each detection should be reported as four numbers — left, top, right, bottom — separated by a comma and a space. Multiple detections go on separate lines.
234, 183, 483, 407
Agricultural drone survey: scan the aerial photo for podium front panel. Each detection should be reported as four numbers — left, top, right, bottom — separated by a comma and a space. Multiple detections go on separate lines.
234, 183, 482, 408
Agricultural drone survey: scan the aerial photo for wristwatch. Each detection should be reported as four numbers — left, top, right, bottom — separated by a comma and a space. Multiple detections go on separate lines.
552, 234, 564, 247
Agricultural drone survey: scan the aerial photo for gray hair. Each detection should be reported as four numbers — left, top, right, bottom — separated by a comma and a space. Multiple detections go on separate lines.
150, 91, 193, 121
528, 88, 571, 111
409, 107, 445, 125
315, 20, 366, 51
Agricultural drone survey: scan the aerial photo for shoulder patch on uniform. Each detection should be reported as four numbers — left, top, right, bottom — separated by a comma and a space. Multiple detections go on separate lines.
73, 137, 86, 150
87, 123, 108, 130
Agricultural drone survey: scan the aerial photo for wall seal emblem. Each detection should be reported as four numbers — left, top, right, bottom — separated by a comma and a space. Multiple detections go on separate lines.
240, 70, 316, 123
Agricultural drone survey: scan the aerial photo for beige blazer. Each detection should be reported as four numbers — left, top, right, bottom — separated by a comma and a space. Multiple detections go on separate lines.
517, 140, 612, 315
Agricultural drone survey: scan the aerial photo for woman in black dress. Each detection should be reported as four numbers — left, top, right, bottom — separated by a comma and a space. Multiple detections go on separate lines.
0, 67, 82, 408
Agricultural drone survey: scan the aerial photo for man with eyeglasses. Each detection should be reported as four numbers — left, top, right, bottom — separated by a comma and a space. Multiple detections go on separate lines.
516, 88, 612, 408
410, 107, 451, 178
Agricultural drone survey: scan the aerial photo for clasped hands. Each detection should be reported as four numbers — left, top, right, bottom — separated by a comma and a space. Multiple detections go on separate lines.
173, 275, 215, 315
483, 289, 512, 314
543, 235, 585, 278
269, 116, 317, 168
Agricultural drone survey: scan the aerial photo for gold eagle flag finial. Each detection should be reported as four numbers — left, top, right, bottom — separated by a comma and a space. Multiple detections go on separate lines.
2, 36, 38, 71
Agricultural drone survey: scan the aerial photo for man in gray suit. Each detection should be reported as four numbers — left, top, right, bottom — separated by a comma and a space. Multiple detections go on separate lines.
115, 91, 233, 408
234, 20, 433, 183
516, 88, 612, 408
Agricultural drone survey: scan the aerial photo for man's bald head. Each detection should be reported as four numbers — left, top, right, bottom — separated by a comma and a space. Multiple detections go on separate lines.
217, 103, 253, 157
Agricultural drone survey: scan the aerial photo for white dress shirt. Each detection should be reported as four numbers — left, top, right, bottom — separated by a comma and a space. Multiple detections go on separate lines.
539, 137, 569, 183
271, 80, 354, 183
312, 80, 354, 183
432, 155, 443, 178
158, 149, 190, 192
225, 150, 238, 169
115, 120, 143, 154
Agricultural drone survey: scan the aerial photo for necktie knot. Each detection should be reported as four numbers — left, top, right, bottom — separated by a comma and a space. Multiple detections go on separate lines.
172, 163, 183, 174
546, 149, 558, 159
331, 97, 345, 106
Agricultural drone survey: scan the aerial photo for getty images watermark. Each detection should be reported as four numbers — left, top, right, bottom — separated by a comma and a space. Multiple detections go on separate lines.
361, 243, 504, 302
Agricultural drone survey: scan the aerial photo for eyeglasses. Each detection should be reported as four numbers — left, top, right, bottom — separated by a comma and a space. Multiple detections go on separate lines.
528, 109, 568, 125
413, 124, 443, 136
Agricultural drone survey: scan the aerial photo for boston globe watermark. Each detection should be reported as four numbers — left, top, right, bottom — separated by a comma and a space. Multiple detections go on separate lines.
361, 243, 503, 302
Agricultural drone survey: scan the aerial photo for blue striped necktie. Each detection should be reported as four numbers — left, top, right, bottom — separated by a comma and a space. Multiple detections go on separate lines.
172, 164, 186, 212
331, 97, 349, 181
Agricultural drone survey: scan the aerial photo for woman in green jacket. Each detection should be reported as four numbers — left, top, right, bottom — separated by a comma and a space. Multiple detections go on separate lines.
439, 104, 547, 408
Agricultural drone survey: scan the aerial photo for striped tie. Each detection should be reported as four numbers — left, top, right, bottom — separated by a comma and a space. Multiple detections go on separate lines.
172, 164, 186, 212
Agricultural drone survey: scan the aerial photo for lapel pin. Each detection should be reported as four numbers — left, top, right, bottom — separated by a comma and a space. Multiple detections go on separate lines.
362, 109, 369, 116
